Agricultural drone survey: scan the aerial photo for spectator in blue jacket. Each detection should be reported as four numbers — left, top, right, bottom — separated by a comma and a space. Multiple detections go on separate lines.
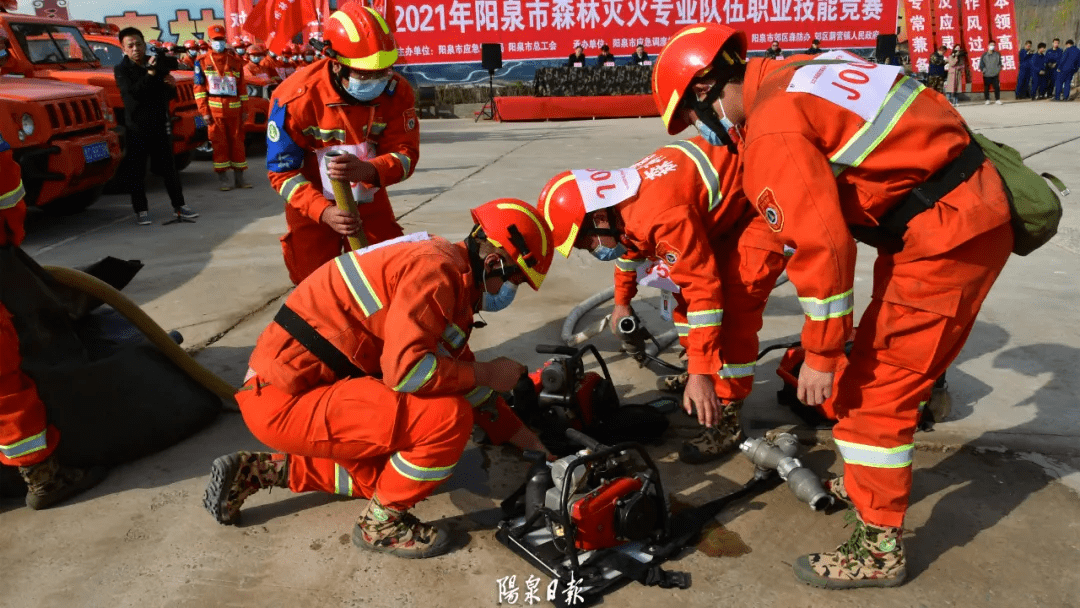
1030, 43, 1050, 99
1044, 39, 1064, 97
1016, 40, 1033, 99
1053, 39, 1079, 101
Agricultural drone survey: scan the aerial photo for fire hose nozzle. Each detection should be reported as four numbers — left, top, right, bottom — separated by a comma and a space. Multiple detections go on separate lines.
617, 315, 638, 336
740, 436, 834, 511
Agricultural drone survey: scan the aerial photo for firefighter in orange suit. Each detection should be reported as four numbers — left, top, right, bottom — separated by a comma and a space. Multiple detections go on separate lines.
537, 145, 786, 465
0, 132, 108, 510
194, 24, 250, 191
179, 40, 198, 70
266, 3, 417, 285
204, 200, 553, 559
655, 23, 1014, 588
245, 44, 280, 85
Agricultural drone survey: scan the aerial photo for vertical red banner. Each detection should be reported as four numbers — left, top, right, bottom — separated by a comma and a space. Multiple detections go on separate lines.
960, 0, 988, 87
303, 0, 331, 44
935, 0, 962, 56
225, 0, 255, 43
905, 0, 934, 74
987, 0, 1019, 89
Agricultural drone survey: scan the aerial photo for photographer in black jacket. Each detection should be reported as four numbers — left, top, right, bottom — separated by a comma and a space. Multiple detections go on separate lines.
114, 27, 198, 225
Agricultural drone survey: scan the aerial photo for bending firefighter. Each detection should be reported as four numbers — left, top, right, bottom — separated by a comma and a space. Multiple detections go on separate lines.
266, 2, 419, 285
204, 201, 553, 558
0, 133, 108, 509
537, 144, 785, 465
655, 23, 1013, 588
194, 24, 251, 190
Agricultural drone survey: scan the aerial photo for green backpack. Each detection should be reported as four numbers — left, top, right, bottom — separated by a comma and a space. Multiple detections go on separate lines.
968, 131, 1068, 256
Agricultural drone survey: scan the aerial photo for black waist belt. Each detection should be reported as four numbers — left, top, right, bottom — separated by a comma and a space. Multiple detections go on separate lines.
274, 304, 364, 380
849, 139, 985, 251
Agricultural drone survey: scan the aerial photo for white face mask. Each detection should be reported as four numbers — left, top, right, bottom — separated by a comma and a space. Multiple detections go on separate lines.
210, 40, 228, 53
989, 45, 996, 51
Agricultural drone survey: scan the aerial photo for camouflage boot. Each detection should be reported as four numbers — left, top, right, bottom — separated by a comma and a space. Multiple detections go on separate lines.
352, 494, 452, 559
825, 475, 851, 505
655, 372, 689, 393
203, 451, 288, 525
793, 511, 907, 589
19, 454, 108, 510
678, 401, 744, 464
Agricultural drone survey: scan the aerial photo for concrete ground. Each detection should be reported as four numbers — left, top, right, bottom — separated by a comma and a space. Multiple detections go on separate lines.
4, 99, 1079, 608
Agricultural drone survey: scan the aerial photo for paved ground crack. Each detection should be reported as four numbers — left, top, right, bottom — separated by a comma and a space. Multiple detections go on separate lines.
186, 287, 291, 354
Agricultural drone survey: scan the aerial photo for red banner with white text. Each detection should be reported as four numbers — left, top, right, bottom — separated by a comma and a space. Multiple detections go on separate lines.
905, 0, 934, 73
959, 0, 987, 86
987, 0, 1018, 88
934, 0, 961, 54
231, 0, 329, 48
389, 0, 899, 65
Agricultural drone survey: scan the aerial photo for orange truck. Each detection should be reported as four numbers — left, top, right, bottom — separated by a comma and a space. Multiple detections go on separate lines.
79, 22, 271, 146
0, 75, 122, 212
0, 13, 206, 170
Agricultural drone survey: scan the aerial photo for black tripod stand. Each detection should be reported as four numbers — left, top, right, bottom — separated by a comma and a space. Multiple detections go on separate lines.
475, 69, 501, 122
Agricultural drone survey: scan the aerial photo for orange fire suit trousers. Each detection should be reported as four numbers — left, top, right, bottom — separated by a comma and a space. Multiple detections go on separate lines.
236, 375, 472, 511
209, 111, 246, 173
673, 237, 788, 402
833, 217, 1012, 528
281, 189, 405, 285
0, 303, 59, 467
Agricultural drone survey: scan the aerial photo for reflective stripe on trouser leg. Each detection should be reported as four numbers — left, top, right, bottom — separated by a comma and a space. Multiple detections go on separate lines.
334, 463, 356, 496
0, 308, 59, 467
832, 221, 1012, 528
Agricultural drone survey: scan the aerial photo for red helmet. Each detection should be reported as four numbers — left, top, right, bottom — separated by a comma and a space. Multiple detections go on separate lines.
471, 199, 553, 290
231, 38, 250, 49
206, 24, 227, 41
324, 2, 398, 70
282, 43, 297, 55
652, 23, 747, 135
198, 39, 210, 51
162, 41, 176, 51
248, 43, 267, 56
184, 39, 199, 50
537, 171, 588, 258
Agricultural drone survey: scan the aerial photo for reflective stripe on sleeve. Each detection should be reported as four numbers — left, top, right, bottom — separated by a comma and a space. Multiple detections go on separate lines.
334, 463, 354, 496
465, 386, 494, 407
798, 289, 854, 321
835, 438, 914, 468
664, 140, 723, 211
441, 323, 466, 349
717, 362, 755, 379
389, 152, 412, 177
390, 453, 455, 482
686, 309, 723, 329
394, 353, 437, 393
334, 253, 384, 317
277, 174, 310, 202
830, 77, 924, 174
0, 429, 48, 460
194, 91, 208, 99
614, 257, 645, 273
674, 322, 689, 337
0, 181, 26, 210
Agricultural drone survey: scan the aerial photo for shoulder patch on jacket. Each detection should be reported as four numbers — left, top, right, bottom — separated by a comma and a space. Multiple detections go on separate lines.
403, 108, 417, 131
656, 240, 682, 266
757, 187, 785, 232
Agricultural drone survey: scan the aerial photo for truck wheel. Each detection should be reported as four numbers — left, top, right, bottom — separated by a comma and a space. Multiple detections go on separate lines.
173, 151, 193, 172
41, 185, 103, 216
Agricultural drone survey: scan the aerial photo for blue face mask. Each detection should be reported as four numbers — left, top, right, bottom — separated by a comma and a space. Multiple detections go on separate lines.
344, 75, 390, 102
590, 242, 627, 262
251, 55, 263, 64
0, 49, 8, 60
482, 280, 518, 312
694, 119, 726, 147
210, 40, 228, 53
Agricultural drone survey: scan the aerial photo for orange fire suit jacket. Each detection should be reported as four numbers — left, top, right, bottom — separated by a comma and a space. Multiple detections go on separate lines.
194, 50, 248, 117
266, 62, 418, 283
245, 60, 280, 84
247, 235, 524, 444
1, 135, 27, 246
739, 53, 1012, 372
607, 136, 782, 375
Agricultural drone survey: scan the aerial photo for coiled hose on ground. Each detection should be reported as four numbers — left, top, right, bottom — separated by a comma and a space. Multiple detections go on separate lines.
43, 265, 239, 409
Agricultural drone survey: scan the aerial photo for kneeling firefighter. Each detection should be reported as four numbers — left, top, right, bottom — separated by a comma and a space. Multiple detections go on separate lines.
205, 200, 553, 558
537, 146, 786, 464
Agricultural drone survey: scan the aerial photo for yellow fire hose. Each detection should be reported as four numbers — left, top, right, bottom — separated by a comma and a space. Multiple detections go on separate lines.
324, 149, 369, 251
43, 265, 239, 410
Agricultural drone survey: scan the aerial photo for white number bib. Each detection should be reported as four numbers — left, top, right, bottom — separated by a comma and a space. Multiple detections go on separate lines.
316, 143, 379, 204
570, 168, 641, 212
635, 259, 680, 293
207, 74, 238, 97
787, 50, 904, 121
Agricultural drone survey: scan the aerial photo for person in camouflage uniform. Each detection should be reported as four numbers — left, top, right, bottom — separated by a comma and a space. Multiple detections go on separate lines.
928, 45, 947, 93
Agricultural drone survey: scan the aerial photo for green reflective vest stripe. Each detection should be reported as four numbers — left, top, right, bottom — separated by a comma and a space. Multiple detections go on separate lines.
835, 438, 914, 468
390, 453, 455, 482
0, 429, 48, 460
334, 463, 354, 496
664, 140, 723, 211
389, 152, 412, 177
830, 77, 925, 174
798, 289, 854, 321
0, 181, 26, 210
394, 353, 437, 393
334, 253, 384, 317
717, 361, 756, 379
687, 309, 723, 329
466, 386, 494, 407
301, 126, 347, 143
278, 174, 309, 202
